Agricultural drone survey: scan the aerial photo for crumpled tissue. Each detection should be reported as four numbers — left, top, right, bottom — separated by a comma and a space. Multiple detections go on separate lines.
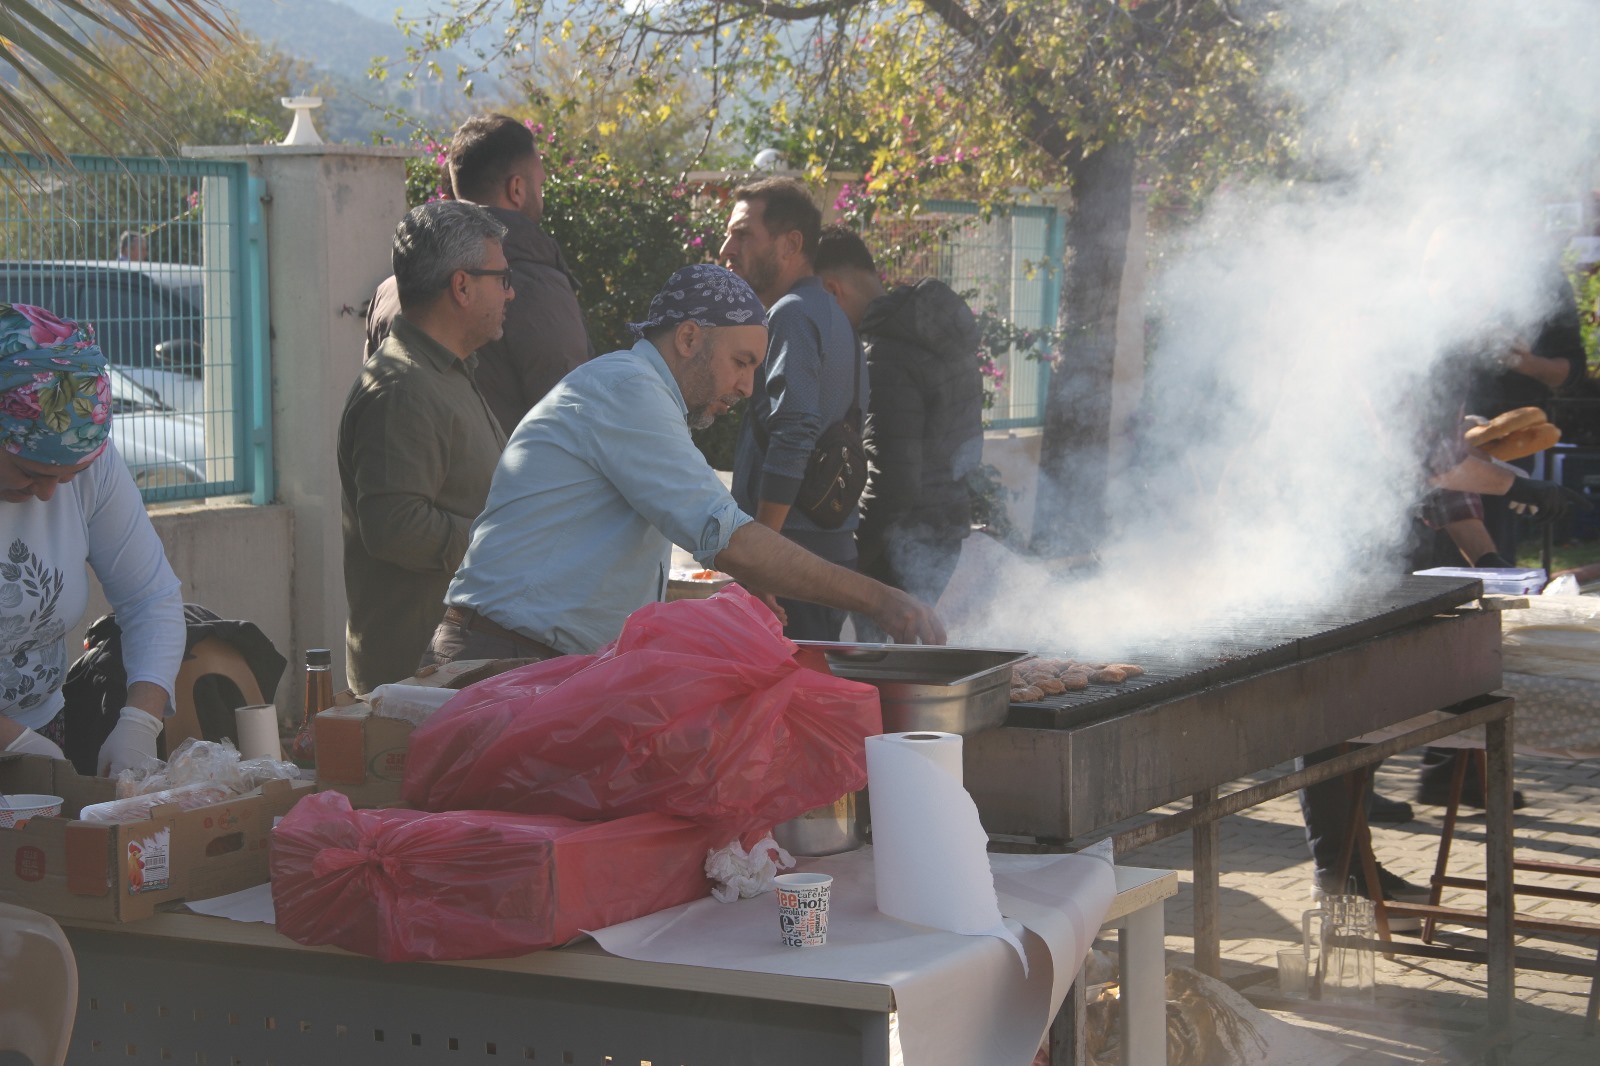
705, 835, 794, 903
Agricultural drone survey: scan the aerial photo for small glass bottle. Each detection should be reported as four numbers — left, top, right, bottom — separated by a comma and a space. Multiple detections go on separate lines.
290, 648, 334, 769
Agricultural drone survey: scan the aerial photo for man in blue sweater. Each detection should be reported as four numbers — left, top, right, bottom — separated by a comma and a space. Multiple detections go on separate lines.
722, 178, 868, 641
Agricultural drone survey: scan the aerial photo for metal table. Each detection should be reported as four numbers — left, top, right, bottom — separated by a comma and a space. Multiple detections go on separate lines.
59, 867, 1171, 1066
61, 911, 895, 1065
966, 575, 1519, 1061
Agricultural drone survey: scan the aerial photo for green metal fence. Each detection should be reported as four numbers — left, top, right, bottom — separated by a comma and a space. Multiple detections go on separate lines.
0, 154, 271, 505
876, 200, 1063, 428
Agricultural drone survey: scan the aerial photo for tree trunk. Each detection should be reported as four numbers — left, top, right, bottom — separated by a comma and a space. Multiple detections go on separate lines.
1029, 140, 1135, 557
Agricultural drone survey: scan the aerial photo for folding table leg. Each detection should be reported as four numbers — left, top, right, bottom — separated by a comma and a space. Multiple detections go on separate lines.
1048, 978, 1087, 1066
1119, 902, 1168, 1066
1423, 750, 1472, 944
1483, 713, 1516, 1064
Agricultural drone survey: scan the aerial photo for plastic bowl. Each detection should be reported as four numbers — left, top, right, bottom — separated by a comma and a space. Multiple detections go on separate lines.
0, 794, 64, 829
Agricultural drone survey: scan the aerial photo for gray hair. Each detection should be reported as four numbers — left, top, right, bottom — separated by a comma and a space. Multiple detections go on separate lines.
392, 200, 508, 309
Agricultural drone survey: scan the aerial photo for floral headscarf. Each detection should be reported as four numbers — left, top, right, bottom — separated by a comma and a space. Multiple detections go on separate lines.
0, 304, 112, 465
628, 264, 767, 337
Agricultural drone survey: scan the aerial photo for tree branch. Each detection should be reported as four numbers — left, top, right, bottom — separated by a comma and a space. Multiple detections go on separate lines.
917, 0, 1084, 167
720, 0, 867, 20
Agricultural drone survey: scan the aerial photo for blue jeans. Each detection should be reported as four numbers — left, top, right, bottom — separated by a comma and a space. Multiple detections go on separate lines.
1298, 744, 1368, 878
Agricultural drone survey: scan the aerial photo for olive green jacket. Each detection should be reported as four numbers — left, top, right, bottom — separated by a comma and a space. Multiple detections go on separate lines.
338, 315, 506, 693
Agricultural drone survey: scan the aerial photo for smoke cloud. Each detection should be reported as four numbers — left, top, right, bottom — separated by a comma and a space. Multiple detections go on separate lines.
943, 1, 1600, 658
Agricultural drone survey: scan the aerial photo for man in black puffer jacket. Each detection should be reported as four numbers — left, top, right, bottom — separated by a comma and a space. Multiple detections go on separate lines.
816, 226, 984, 633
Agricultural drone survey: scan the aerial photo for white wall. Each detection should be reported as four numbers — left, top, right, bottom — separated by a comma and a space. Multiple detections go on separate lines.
76, 503, 294, 709
153, 145, 412, 716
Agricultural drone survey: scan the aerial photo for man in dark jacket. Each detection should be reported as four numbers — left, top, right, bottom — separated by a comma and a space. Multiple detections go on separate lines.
816, 225, 984, 626
366, 114, 591, 434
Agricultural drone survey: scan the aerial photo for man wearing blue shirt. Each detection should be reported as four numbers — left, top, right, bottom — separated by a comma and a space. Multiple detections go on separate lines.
722, 178, 867, 641
422, 265, 944, 667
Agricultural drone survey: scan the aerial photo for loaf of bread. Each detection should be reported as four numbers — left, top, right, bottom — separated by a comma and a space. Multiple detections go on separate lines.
1483, 421, 1561, 461
1464, 406, 1546, 448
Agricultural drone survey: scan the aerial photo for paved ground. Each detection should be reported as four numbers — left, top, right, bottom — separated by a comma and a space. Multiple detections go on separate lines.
1100, 750, 1600, 1064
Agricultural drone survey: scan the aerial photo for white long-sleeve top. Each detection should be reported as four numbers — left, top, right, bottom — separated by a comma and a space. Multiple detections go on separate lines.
0, 443, 184, 730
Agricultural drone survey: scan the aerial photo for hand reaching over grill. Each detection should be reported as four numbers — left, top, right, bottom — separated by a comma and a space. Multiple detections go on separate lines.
863, 586, 947, 646
1504, 476, 1592, 525
714, 522, 944, 642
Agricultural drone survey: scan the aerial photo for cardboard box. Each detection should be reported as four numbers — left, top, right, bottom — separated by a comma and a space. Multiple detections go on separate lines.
0, 753, 314, 922
313, 702, 414, 809
316, 658, 533, 809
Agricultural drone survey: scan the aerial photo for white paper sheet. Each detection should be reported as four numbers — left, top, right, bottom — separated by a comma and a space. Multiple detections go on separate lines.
588, 848, 1117, 1066
866, 732, 1028, 967
182, 882, 276, 923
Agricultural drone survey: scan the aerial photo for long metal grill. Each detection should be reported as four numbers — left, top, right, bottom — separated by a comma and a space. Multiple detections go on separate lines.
1007, 575, 1485, 728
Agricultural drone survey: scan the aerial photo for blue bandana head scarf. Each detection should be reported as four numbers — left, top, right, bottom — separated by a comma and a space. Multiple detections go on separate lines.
0, 304, 112, 465
628, 264, 767, 338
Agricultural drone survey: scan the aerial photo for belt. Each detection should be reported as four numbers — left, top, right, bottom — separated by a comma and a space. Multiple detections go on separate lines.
442, 605, 563, 659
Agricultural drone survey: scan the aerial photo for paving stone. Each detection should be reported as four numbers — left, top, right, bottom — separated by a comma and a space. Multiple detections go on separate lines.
1113, 749, 1600, 1064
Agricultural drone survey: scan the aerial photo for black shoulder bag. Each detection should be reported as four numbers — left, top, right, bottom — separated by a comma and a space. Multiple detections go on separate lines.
791, 343, 868, 529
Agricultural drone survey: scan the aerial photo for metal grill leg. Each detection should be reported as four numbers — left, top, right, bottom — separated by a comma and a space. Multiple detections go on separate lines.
1192, 787, 1220, 977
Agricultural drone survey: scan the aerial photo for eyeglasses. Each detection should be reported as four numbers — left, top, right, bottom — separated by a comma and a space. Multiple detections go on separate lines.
462, 268, 513, 290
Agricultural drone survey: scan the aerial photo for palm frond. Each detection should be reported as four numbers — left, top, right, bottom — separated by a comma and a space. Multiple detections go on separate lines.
0, 0, 237, 190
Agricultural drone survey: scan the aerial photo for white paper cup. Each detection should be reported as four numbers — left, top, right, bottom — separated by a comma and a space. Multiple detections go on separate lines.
775, 872, 832, 947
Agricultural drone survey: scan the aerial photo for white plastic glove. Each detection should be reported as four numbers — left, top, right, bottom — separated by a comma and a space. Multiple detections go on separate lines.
97, 707, 165, 777
4, 727, 64, 760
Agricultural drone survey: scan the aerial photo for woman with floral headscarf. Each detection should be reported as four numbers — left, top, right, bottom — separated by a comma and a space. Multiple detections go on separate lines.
0, 304, 184, 776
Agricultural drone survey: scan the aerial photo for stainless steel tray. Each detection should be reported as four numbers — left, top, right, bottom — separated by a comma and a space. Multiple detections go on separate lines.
797, 642, 1029, 736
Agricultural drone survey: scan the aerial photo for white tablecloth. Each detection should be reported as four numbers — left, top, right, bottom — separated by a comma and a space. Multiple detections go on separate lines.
588, 848, 1117, 1066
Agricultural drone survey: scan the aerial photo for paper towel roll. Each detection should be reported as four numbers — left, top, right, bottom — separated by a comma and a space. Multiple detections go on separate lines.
234, 704, 283, 762
866, 732, 1025, 965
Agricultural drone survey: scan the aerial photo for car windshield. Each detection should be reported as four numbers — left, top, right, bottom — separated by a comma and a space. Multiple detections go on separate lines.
105, 365, 172, 414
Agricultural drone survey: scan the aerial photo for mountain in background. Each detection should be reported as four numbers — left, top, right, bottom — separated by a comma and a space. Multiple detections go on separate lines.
222, 0, 485, 140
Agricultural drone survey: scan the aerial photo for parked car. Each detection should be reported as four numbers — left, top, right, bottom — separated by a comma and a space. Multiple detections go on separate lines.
107, 365, 206, 490
0, 260, 205, 412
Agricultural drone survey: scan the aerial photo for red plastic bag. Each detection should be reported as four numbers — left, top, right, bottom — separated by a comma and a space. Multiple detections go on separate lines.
401, 584, 882, 838
270, 790, 718, 962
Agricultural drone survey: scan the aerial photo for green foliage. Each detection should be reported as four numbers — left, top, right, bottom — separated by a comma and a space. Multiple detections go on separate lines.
0, 0, 233, 173
11, 34, 302, 157
1568, 262, 1600, 370
971, 306, 1068, 415
964, 463, 1017, 545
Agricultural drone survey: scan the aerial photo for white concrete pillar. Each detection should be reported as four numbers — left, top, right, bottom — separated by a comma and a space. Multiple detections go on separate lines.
185, 145, 411, 702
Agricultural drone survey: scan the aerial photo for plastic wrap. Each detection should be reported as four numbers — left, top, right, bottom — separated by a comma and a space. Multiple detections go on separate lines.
270, 790, 718, 962
401, 585, 883, 839
115, 737, 300, 800
368, 683, 458, 726
78, 782, 236, 824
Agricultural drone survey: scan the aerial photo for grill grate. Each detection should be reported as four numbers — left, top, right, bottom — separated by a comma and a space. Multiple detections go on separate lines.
1006, 574, 1484, 729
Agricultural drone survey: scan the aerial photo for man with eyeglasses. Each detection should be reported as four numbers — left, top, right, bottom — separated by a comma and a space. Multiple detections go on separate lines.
337, 201, 513, 692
